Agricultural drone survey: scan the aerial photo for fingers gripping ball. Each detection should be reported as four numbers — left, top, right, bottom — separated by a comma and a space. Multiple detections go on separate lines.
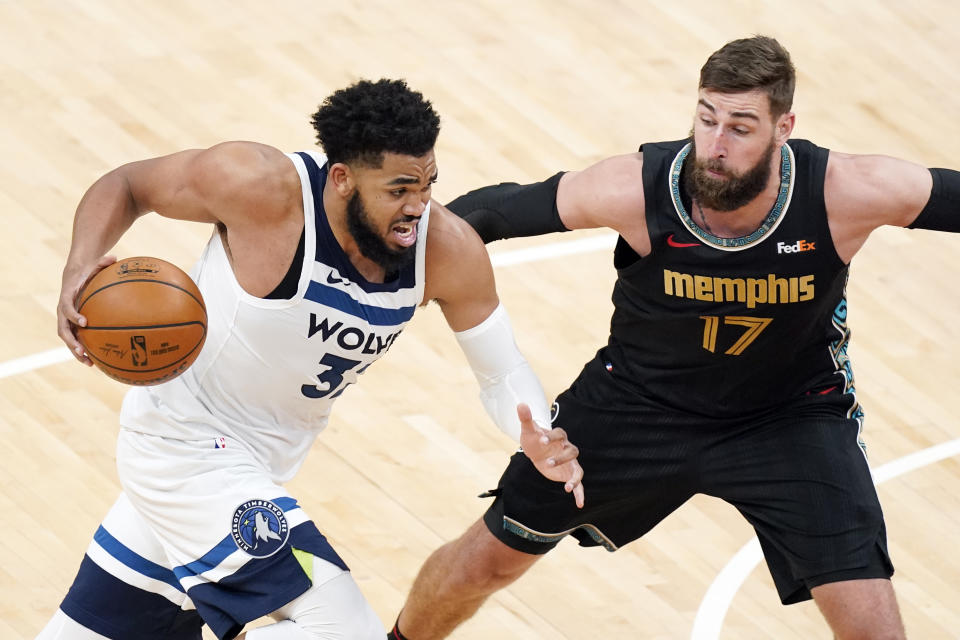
76, 257, 207, 385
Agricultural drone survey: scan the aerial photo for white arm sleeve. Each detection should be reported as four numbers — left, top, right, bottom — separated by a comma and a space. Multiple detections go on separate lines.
454, 303, 551, 441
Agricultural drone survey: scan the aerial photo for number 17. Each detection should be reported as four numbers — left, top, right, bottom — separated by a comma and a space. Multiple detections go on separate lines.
700, 315, 772, 355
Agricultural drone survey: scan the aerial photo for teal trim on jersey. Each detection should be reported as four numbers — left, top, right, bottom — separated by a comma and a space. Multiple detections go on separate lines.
828, 283, 866, 451
502, 516, 619, 552
669, 142, 795, 251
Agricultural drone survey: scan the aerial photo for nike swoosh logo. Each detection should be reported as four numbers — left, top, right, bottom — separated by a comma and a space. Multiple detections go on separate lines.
326, 272, 351, 286
667, 234, 700, 248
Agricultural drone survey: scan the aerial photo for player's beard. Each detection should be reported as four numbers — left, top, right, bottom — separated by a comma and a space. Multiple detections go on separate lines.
685, 137, 778, 212
346, 190, 417, 274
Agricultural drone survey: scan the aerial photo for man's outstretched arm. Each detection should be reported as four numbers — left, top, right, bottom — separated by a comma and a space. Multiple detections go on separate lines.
446, 172, 569, 242
423, 203, 584, 507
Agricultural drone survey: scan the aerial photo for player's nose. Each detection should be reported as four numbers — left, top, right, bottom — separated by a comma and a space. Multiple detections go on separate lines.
402, 194, 427, 217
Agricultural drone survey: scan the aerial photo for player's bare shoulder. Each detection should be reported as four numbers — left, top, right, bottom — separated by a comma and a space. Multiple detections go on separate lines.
193, 142, 302, 225
422, 201, 494, 304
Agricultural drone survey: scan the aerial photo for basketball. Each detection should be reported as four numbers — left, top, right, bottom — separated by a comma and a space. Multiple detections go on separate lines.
75, 257, 207, 386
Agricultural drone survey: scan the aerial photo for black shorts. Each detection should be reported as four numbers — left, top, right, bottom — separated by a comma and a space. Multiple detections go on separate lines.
482, 373, 893, 604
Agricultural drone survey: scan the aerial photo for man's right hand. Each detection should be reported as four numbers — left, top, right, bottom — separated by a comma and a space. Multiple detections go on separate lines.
517, 403, 585, 508
57, 255, 117, 365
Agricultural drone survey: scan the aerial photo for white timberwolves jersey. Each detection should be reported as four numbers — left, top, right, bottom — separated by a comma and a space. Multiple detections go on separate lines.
120, 151, 429, 481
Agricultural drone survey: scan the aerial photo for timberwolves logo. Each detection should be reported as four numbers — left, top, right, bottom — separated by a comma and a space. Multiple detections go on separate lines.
231, 499, 289, 558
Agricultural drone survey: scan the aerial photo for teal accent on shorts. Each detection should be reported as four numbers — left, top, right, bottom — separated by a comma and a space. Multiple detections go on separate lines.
502, 516, 619, 552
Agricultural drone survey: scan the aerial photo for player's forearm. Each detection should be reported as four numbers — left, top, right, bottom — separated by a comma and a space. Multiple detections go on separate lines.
445, 172, 569, 243
455, 304, 551, 441
908, 168, 960, 232
64, 170, 145, 272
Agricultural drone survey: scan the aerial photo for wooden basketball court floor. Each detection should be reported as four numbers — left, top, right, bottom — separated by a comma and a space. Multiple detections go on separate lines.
1, 1, 958, 638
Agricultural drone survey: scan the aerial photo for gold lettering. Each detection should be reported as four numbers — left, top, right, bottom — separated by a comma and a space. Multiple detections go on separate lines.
694, 275, 713, 301
799, 274, 815, 301
663, 270, 815, 306
745, 278, 767, 309
767, 274, 789, 303
713, 277, 745, 303
664, 270, 694, 298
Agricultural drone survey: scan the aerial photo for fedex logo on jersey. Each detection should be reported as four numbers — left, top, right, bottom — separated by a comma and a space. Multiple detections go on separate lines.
777, 239, 816, 254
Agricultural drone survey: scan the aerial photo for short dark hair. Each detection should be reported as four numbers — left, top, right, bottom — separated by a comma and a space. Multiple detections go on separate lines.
310, 78, 441, 168
699, 36, 796, 118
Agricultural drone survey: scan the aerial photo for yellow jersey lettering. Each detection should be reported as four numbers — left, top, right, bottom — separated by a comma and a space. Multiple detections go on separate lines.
663, 269, 815, 306
664, 269, 695, 297
799, 274, 815, 301
694, 275, 713, 301
745, 278, 767, 309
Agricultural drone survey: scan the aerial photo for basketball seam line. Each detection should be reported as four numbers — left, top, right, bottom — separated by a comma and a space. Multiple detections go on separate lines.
77, 279, 206, 313
83, 321, 207, 330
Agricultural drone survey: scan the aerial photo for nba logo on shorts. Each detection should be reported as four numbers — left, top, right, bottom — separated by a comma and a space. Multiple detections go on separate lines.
231, 499, 289, 558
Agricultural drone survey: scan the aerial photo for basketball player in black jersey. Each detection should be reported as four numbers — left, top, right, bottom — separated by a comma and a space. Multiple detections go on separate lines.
388, 36, 960, 640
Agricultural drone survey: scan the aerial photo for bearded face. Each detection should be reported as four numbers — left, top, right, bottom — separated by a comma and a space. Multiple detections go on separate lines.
346, 190, 417, 273
684, 136, 778, 212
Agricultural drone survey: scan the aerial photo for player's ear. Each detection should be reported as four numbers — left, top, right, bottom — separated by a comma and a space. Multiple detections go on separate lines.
328, 163, 356, 197
775, 112, 795, 144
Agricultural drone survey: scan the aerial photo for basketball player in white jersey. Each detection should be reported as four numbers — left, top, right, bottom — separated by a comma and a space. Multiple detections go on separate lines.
45, 79, 584, 640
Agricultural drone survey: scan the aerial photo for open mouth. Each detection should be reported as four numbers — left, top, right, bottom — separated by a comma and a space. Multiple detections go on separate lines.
391, 219, 419, 247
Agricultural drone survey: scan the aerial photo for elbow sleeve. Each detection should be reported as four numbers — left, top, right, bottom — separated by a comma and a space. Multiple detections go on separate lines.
908, 168, 960, 232
446, 172, 569, 243
455, 304, 550, 441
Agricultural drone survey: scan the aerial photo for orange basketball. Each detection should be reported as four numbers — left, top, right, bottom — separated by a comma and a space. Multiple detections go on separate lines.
76, 256, 207, 386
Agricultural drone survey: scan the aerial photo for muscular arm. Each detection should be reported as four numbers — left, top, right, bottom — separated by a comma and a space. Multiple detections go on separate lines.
59, 142, 297, 362
556, 152, 651, 254
423, 204, 501, 331
824, 152, 938, 262
424, 205, 584, 504
447, 153, 652, 255
446, 172, 569, 242
64, 142, 295, 272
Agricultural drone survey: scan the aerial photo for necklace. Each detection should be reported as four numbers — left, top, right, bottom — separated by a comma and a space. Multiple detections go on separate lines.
670, 143, 793, 250
695, 199, 716, 236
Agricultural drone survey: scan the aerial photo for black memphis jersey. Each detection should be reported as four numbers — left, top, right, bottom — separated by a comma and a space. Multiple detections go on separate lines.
589, 138, 859, 418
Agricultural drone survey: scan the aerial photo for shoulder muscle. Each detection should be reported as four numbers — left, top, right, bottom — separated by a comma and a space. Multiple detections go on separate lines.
124, 141, 298, 227
424, 203, 499, 332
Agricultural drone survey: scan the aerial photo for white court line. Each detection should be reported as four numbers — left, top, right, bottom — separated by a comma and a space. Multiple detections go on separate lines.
691, 438, 960, 640
0, 346, 72, 379
0, 234, 621, 379
489, 233, 618, 267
